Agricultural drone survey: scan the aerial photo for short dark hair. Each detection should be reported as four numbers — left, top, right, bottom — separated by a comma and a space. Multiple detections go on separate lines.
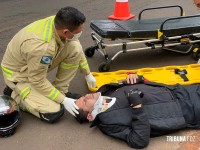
54, 6, 86, 31
75, 109, 89, 124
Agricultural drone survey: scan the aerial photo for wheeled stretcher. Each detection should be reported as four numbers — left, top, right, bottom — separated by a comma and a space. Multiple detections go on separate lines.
89, 64, 200, 92
85, 5, 200, 72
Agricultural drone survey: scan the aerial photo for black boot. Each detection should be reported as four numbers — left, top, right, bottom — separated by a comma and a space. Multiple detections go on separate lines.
39, 104, 65, 123
3, 86, 13, 97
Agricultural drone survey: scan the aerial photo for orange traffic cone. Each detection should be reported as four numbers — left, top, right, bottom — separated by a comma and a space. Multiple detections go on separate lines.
108, 0, 135, 20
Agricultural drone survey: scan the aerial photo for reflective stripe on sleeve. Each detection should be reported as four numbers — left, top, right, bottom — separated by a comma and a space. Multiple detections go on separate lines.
20, 86, 31, 100
26, 16, 55, 42
48, 88, 60, 101
60, 62, 79, 70
42, 17, 54, 42
79, 60, 89, 70
26, 19, 45, 35
1, 66, 13, 78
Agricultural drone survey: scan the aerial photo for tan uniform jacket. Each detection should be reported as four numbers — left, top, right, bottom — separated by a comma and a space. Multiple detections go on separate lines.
1, 16, 90, 103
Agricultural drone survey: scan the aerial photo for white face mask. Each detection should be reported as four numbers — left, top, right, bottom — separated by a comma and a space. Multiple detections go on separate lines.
70, 31, 82, 40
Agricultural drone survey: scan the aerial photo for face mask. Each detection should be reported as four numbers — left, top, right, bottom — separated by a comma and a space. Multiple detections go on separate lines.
70, 31, 82, 40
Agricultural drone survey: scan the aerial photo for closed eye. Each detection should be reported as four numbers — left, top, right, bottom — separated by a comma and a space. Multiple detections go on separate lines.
82, 98, 86, 106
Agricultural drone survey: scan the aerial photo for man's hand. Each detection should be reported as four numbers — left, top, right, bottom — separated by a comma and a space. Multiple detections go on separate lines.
125, 89, 143, 108
126, 74, 144, 84
126, 74, 138, 84
85, 73, 96, 88
62, 97, 79, 117
132, 104, 142, 108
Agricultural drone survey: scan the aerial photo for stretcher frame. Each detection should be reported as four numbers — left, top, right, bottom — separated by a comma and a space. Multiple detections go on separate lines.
85, 5, 200, 72
89, 64, 200, 92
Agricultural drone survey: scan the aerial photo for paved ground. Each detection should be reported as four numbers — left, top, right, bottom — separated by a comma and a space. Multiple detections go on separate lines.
0, 0, 200, 150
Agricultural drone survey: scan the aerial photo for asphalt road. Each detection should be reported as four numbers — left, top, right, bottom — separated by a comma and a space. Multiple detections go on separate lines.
0, 0, 200, 150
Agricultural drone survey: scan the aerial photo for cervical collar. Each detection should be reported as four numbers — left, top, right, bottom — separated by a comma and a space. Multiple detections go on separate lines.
90, 93, 116, 121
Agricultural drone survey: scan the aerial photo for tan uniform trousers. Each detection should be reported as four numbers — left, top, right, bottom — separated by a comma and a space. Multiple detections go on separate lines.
4, 40, 85, 118
5, 79, 61, 118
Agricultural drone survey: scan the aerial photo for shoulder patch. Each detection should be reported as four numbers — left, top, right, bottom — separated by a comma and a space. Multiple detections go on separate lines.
40, 56, 52, 64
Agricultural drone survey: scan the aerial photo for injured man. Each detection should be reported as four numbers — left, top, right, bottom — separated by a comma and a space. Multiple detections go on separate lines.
75, 73, 200, 149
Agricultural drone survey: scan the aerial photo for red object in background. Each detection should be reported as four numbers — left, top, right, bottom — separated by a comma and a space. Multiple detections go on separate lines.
108, 0, 135, 20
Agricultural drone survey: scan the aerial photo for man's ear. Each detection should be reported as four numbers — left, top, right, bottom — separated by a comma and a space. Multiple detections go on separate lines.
62, 29, 68, 35
87, 113, 93, 121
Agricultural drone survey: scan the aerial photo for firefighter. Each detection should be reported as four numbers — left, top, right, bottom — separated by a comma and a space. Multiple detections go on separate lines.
1, 6, 96, 123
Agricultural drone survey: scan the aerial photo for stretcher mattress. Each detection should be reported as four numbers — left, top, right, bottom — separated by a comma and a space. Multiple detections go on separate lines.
90, 17, 200, 39
89, 64, 200, 92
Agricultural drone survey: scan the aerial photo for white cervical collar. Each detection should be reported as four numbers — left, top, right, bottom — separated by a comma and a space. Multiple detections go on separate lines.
90, 93, 116, 121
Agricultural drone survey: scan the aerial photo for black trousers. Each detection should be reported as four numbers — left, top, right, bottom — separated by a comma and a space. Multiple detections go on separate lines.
174, 84, 200, 128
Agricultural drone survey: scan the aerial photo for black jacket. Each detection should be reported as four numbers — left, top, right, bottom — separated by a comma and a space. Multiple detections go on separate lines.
90, 82, 200, 149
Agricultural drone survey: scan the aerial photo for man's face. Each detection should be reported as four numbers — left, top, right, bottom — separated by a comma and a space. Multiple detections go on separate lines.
66, 23, 84, 39
194, 0, 200, 8
59, 23, 84, 40
76, 92, 100, 113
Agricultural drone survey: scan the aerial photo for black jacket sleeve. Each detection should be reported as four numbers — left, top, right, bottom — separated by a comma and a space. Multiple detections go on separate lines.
97, 107, 150, 149
127, 107, 150, 149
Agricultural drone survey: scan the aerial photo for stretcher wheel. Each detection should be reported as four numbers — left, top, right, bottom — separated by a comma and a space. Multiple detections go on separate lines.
192, 50, 200, 61
98, 62, 110, 72
85, 46, 96, 57
192, 45, 200, 61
